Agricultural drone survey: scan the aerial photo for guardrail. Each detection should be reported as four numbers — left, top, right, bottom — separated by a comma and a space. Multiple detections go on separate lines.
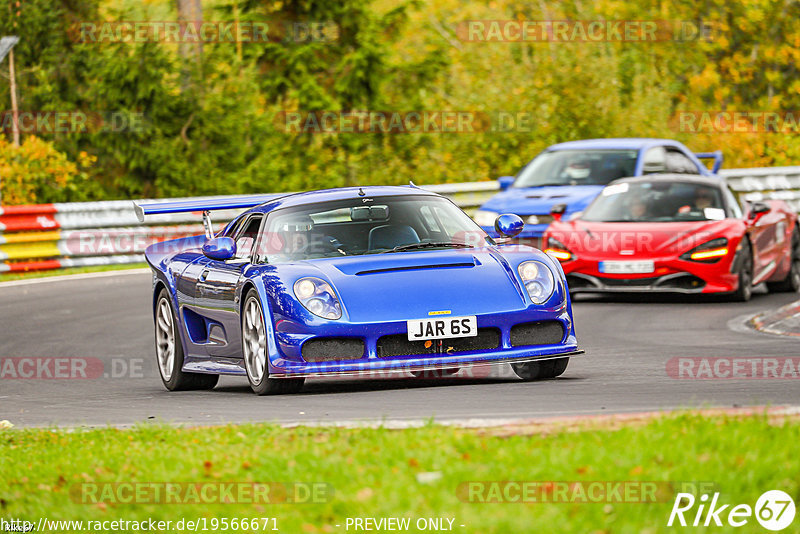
1, 168, 799, 274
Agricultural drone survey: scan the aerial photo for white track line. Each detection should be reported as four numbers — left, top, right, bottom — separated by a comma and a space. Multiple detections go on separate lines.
0, 268, 150, 288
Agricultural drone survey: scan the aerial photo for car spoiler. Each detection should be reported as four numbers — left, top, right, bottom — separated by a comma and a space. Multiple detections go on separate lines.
694, 151, 723, 173
133, 194, 281, 237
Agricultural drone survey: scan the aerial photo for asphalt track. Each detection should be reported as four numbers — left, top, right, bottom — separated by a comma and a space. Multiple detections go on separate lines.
1, 270, 799, 428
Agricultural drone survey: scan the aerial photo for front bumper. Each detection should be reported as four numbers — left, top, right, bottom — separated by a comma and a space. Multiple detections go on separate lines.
560, 257, 738, 294
271, 349, 583, 379
269, 306, 578, 376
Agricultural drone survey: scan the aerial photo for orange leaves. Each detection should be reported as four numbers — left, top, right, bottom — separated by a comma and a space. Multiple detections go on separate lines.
0, 136, 93, 205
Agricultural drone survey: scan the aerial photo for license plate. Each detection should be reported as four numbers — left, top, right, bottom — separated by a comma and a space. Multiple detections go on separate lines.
407, 316, 478, 341
599, 260, 655, 274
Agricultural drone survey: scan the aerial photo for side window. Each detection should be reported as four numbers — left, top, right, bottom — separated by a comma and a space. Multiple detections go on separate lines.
665, 149, 701, 174
234, 215, 263, 260
723, 187, 744, 219
223, 215, 246, 238
641, 147, 667, 174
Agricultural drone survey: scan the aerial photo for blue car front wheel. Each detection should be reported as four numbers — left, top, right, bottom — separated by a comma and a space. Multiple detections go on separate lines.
242, 291, 304, 395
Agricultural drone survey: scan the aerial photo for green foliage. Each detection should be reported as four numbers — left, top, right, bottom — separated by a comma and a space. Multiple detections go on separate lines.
1, 0, 799, 203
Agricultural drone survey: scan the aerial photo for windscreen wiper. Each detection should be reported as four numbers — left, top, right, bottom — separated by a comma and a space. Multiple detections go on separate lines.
389, 242, 473, 252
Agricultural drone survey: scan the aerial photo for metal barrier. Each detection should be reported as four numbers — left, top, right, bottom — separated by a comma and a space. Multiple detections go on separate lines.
1, 168, 799, 274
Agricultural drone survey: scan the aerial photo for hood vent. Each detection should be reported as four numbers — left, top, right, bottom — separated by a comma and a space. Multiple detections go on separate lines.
356, 262, 475, 276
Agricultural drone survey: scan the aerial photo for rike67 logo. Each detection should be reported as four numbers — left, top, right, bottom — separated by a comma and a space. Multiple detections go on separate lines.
668, 490, 796, 531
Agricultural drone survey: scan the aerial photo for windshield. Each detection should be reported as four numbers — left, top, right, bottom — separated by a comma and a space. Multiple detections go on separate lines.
581, 181, 726, 222
514, 149, 638, 188
255, 195, 489, 263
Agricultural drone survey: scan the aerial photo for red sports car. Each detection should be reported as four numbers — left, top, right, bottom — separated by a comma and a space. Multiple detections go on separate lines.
542, 174, 799, 301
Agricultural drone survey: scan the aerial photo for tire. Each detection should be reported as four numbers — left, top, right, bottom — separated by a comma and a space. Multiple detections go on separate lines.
410, 368, 460, 378
511, 357, 569, 381
155, 289, 219, 391
767, 226, 800, 293
242, 290, 304, 395
730, 239, 753, 302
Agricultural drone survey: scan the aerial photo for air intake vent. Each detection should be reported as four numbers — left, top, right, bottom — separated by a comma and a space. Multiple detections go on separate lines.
357, 262, 475, 275
302, 337, 365, 362
510, 321, 564, 347
377, 328, 500, 358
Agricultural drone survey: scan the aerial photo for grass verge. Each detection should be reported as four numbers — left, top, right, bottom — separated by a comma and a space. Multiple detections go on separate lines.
1, 413, 797, 533
0, 263, 148, 282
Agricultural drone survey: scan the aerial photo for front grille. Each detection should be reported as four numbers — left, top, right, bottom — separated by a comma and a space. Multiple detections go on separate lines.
377, 328, 500, 358
301, 337, 365, 362
595, 274, 705, 290
566, 275, 593, 290
510, 321, 564, 347
657, 274, 705, 290
597, 276, 661, 287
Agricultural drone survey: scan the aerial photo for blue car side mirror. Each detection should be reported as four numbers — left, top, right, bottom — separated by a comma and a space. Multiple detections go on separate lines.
497, 176, 515, 191
494, 214, 524, 238
202, 237, 237, 260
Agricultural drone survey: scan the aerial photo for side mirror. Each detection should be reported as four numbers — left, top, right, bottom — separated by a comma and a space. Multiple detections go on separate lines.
497, 176, 515, 191
748, 201, 771, 220
494, 213, 524, 238
550, 203, 567, 222
202, 237, 237, 260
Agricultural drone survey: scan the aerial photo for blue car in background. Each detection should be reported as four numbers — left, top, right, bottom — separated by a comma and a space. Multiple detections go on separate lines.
473, 138, 723, 241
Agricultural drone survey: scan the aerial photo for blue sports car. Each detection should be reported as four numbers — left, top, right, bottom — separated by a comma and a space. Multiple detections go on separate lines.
474, 138, 723, 241
135, 186, 581, 394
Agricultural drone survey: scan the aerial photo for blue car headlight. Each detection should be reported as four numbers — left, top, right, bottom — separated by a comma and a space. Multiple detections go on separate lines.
518, 261, 555, 304
293, 277, 342, 320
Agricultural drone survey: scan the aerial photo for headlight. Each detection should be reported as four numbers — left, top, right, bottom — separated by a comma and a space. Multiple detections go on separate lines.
681, 238, 729, 263
518, 261, 555, 304
293, 277, 342, 319
473, 209, 498, 227
544, 236, 573, 262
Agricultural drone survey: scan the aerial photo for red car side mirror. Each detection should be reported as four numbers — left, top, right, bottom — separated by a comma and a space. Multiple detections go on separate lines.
550, 203, 567, 222
748, 201, 771, 221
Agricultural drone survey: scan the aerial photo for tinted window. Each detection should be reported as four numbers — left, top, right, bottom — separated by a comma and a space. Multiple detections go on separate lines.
582, 181, 726, 222
234, 216, 263, 259
258, 196, 488, 263
514, 149, 638, 187
723, 187, 744, 218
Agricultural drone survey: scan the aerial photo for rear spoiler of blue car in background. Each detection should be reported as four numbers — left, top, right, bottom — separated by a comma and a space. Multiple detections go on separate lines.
133, 194, 281, 237
694, 151, 723, 174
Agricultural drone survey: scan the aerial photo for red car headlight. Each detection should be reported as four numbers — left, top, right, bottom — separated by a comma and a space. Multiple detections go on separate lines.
681, 238, 729, 263
544, 236, 574, 262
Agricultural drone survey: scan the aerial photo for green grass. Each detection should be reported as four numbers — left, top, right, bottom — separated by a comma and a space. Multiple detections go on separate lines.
1, 414, 797, 533
0, 263, 147, 282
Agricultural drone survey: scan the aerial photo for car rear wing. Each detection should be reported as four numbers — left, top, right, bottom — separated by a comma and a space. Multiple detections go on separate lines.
133, 194, 281, 237
694, 150, 723, 174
